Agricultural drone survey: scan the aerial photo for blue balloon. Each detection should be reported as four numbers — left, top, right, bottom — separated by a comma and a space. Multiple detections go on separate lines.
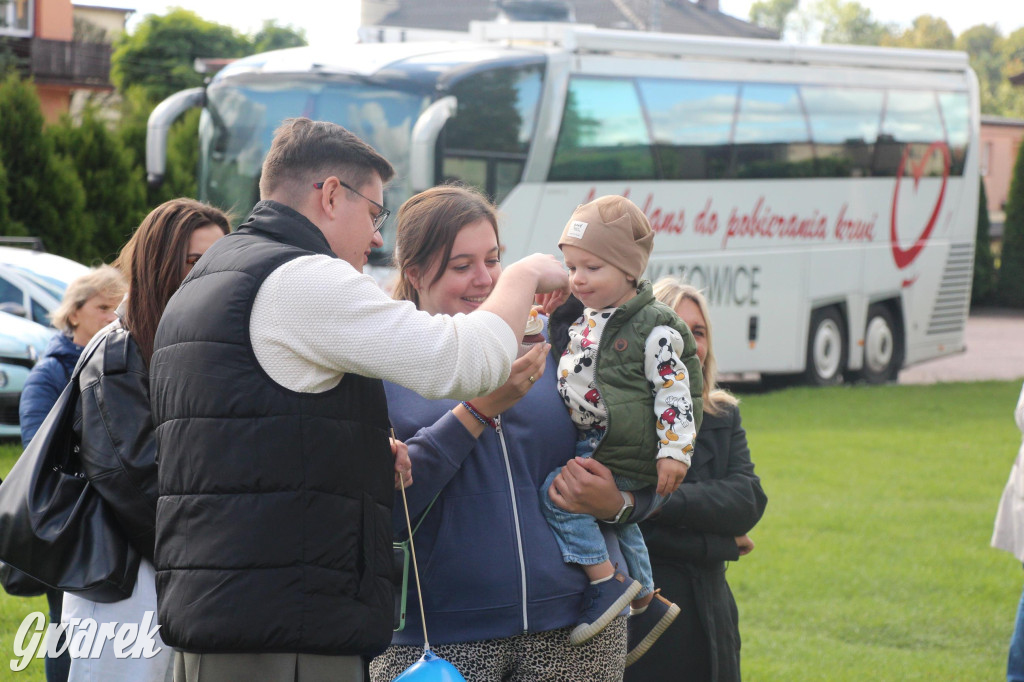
392, 650, 467, 682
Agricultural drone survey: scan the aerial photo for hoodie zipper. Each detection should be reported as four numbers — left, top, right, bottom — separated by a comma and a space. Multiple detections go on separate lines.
494, 415, 529, 632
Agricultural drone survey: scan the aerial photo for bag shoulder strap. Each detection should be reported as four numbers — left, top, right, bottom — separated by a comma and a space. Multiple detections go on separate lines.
397, 493, 440, 545
411, 494, 439, 537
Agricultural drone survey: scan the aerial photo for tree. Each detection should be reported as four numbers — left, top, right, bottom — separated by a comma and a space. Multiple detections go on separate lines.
749, 0, 798, 35
814, 0, 895, 46
115, 85, 200, 209
0, 74, 88, 259
972, 178, 996, 304
250, 20, 307, 53
50, 107, 148, 262
956, 24, 1004, 114
997, 136, 1024, 307
883, 15, 954, 50
994, 28, 1024, 119
111, 9, 251, 103
0, 155, 18, 236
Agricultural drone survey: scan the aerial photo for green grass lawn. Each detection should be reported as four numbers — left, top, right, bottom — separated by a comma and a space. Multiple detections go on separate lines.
0, 379, 1020, 680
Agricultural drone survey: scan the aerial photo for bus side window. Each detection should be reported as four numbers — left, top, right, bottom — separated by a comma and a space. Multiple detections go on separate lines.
733, 83, 814, 179
877, 90, 947, 177
637, 78, 738, 180
548, 77, 656, 182
803, 85, 884, 178
939, 91, 970, 176
442, 64, 543, 203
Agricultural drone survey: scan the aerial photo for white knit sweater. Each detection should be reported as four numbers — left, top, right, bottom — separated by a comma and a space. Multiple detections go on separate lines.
250, 254, 517, 398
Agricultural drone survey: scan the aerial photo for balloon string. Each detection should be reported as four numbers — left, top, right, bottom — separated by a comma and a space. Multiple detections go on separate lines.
395, 429, 430, 653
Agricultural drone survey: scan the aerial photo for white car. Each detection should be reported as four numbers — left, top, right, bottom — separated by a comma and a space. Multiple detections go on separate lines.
0, 313, 56, 440
0, 246, 90, 327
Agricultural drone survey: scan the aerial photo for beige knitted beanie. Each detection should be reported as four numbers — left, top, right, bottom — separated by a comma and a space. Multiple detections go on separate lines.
558, 195, 653, 281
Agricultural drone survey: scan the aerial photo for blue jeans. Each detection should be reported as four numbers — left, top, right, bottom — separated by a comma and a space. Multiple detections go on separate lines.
541, 431, 666, 599
1010, 574, 1024, 682
45, 588, 70, 682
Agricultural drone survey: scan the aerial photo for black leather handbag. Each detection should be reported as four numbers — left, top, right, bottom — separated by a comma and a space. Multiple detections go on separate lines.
0, 478, 46, 599
0, 561, 47, 597
0, 351, 140, 603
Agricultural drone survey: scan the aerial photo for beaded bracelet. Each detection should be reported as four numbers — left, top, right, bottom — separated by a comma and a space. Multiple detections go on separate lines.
461, 400, 496, 429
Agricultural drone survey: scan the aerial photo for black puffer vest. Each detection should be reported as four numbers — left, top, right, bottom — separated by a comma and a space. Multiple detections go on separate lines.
150, 201, 394, 655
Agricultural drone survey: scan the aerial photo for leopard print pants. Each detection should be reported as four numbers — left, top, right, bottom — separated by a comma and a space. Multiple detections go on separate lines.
369, 616, 627, 682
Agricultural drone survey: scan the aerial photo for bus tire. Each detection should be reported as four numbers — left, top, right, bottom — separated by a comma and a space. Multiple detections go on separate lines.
859, 303, 902, 384
803, 307, 847, 386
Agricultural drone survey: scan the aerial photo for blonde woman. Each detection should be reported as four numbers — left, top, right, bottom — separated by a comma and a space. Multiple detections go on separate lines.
624, 278, 768, 682
20, 264, 125, 445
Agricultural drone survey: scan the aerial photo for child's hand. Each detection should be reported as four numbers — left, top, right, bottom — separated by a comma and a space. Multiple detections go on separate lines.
656, 457, 688, 497
535, 290, 569, 316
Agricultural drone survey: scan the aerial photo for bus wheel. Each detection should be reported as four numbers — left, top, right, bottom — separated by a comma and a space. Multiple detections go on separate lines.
804, 307, 846, 386
860, 304, 901, 384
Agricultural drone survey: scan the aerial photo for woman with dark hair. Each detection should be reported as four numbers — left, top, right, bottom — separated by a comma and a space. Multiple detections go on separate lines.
61, 198, 229, 682
370, 185, 656, 682
17, 265, 126, 682
623, 278, 768, 682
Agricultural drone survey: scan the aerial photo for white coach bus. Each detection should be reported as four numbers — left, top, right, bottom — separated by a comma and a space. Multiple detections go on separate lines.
147, 22, 979, 385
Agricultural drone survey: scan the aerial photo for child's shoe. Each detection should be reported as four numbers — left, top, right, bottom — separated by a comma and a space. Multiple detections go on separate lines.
570, 571, 642, 646
625, 590, 680, 666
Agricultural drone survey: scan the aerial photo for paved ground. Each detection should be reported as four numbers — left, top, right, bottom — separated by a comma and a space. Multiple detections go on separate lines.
898, 308, 1024, 385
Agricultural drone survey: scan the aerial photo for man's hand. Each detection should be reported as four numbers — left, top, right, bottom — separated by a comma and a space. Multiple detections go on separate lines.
735, 534, 755, 556
656, 457, 688, 497
515, 253, 569, 295
392, 437, 412, 490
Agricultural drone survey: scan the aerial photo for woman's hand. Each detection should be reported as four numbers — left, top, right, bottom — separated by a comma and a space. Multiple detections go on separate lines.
548, 457, 624, 520
471, 343, 549, 417
392, 436, 412, 490
735, 534, 755, 556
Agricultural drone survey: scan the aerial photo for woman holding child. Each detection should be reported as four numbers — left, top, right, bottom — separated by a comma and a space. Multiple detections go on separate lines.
370, 185, 649, 681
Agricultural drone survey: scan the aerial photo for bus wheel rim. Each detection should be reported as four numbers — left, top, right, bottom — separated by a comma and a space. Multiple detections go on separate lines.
864, 316, 893, 373
814, 319, 842, 379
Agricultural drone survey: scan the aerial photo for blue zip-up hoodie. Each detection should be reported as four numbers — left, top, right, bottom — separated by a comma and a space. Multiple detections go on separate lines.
386, 340, 632, 646
19, 331, 78, 447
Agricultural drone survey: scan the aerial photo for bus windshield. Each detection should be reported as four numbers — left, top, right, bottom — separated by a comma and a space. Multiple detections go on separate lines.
199, 77, 431, 260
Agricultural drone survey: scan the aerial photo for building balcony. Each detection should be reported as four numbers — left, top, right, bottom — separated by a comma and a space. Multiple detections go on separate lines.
30, 37, 112, 88
0, 36, 112, 89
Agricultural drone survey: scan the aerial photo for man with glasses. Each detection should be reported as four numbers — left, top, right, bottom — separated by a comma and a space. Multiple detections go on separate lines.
149, 118, 568, 682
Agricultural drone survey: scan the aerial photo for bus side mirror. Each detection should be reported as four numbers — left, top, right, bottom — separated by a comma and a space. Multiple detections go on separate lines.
146, 87, 207, 188
409, 96, 458, 193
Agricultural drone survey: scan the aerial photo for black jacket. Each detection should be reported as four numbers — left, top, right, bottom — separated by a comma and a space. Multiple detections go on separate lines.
628, 404, 767, 682
150, 201, 395, 656
74, 322, 159, 563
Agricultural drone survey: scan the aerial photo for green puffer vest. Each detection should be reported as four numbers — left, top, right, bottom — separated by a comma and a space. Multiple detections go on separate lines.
593, 280, 704, 485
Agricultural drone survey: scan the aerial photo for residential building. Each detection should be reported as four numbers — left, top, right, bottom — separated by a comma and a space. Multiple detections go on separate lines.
980, 116, 1024, 243
362, 0, 778, 40
0, 0, 131, 122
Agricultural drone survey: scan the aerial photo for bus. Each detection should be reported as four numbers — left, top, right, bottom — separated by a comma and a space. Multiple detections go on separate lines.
146, 21, 980, 385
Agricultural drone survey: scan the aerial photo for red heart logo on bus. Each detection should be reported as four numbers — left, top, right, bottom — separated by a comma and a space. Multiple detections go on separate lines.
890, 141, 950, 270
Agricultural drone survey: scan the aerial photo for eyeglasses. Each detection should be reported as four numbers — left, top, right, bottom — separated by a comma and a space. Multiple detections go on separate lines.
313, 180, 390, 233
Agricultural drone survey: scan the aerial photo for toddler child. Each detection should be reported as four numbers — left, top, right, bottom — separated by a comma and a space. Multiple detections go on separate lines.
541, 195, 703, 667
